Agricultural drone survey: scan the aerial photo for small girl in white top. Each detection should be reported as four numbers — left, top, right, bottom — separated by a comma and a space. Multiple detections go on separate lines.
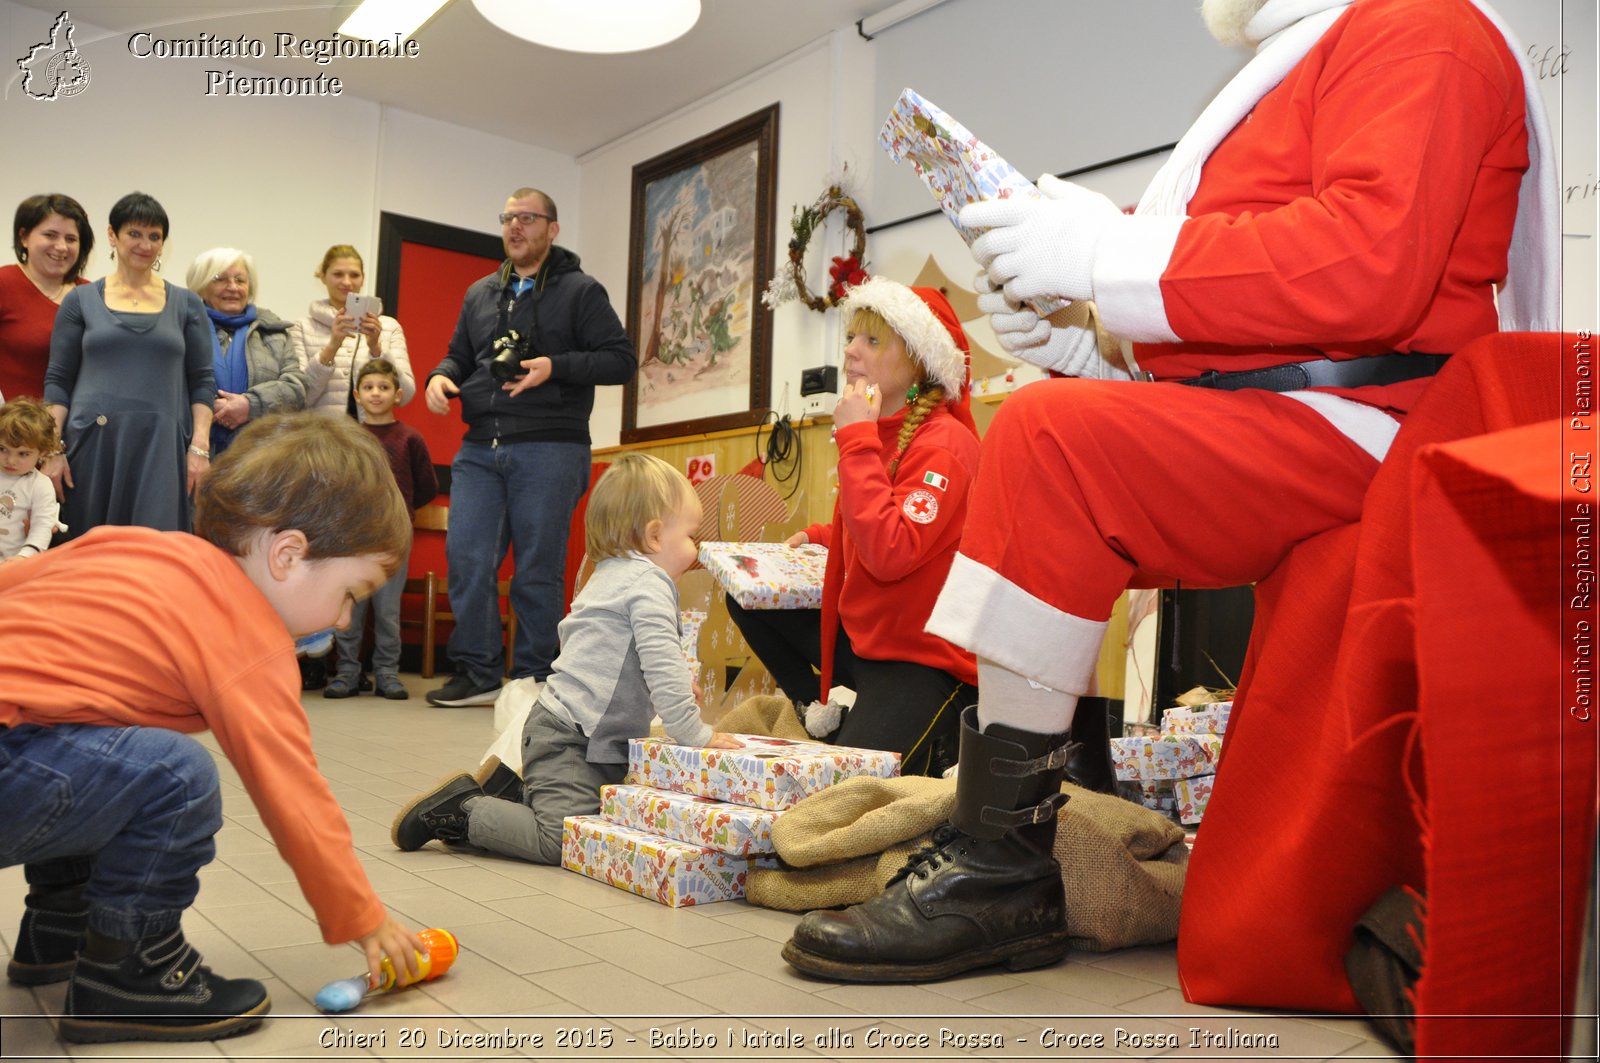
292, 244, 414, 420
0, 396, 62, 561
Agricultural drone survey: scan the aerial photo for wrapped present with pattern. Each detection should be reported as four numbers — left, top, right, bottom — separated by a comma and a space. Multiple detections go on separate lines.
878, 87, 1066, 316
697, 541, 828, 611
1161, 701, 1233, 736
600, 783, 778, 857
1122, 778, 1178, 814
679, 608, 707, 662
1175, 774, 1216, 826
627, 734, 900, 811
1111, 733, 1224, 783
561, 816, 775, 907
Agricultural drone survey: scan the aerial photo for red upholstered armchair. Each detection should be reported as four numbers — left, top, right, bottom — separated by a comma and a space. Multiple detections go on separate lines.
1177, 332, 1594, 1058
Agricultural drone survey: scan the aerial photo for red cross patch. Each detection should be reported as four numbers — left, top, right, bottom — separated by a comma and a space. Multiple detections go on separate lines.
903, 488, 939, 524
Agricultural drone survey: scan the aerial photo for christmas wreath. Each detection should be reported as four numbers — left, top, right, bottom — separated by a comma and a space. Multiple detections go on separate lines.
762, 184, 868, 313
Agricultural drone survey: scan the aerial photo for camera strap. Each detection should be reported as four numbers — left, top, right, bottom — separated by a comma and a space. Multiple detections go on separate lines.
494, 259, 551, 355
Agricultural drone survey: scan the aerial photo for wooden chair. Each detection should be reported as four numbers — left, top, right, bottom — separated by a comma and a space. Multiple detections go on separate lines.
403, 504, 517, 679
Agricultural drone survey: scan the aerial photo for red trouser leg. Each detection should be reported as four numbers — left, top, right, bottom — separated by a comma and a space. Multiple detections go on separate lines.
928, 379, 1382, 691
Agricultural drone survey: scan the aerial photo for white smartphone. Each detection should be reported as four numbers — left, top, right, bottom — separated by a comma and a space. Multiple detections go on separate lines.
344, 293, 381, 322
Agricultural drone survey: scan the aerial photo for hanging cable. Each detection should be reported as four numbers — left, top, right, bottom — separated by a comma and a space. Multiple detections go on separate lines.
756, 410, 803, 501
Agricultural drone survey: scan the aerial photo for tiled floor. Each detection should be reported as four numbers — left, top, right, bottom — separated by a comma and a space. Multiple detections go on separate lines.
0, 675, 1399, 1061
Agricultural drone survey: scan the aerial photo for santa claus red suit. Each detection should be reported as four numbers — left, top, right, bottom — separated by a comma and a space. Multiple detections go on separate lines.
932, 0, 1561, 1012
781, 0, 1565, 1037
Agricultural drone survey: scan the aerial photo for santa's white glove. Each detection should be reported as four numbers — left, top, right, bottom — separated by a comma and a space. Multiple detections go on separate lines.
974, 272, 1131, 380
962, 174, 1124, 304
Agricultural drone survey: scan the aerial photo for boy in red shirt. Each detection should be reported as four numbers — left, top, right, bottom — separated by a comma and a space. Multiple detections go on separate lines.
0, 413, 424, 1043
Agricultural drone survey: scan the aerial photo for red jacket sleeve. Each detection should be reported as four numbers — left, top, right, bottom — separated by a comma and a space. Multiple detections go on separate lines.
832, 421, 971, 584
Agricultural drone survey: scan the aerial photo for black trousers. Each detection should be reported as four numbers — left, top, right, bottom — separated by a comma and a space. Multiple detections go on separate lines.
724, 594, 972, 777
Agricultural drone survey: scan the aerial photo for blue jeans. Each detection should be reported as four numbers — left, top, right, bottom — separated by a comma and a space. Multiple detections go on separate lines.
335, 544, 411, 677
446, 440, 590, 685
0, 723, 221, 941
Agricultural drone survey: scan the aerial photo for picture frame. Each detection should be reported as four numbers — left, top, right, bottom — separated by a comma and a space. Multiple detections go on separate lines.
622, 104, 779, 444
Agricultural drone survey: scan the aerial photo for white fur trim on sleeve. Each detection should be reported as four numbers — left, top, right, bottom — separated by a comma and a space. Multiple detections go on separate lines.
1092, 214, 1185, 344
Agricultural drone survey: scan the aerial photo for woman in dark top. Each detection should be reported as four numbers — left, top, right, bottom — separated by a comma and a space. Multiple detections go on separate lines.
44, 192, 214, 536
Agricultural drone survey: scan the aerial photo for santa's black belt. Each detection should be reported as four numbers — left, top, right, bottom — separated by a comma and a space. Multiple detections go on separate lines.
1171, 353, 1449, 392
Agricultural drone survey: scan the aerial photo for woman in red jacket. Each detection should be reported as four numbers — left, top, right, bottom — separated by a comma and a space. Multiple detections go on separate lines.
727, 279, 978, 775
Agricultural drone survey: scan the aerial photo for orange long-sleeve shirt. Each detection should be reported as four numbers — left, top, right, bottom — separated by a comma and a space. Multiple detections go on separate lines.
0, 526, 385, 944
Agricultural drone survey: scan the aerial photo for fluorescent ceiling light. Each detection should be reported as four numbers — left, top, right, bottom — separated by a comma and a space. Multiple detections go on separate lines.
472, 0, 701, 54
858, 0, 951, 40
339, 0, 450, 41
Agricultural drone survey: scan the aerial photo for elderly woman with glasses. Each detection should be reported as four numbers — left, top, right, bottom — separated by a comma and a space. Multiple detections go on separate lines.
292, 244, 413, 420
185, 248, 305, 457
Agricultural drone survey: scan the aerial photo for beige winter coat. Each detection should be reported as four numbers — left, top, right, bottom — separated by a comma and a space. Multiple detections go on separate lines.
291, 298, 414, 419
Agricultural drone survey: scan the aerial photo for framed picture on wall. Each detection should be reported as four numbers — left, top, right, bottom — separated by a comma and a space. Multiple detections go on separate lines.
622, 104, 779, 444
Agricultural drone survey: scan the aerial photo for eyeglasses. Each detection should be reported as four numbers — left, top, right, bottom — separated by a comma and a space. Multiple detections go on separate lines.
499, 211, 553, 226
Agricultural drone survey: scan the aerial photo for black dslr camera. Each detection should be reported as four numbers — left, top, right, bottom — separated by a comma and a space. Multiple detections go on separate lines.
489, 329, 532, 383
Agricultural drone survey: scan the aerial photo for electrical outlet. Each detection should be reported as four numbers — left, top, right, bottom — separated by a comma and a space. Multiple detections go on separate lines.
800, 365, 838, 396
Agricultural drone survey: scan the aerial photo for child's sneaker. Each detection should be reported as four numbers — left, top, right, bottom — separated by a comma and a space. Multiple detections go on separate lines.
59, 928, 270, 1043
374, 674, 409, 700
7, 903, 86, 985
391, 774, 483, 850
473, 755, 523, 802
322, 672, 360, 699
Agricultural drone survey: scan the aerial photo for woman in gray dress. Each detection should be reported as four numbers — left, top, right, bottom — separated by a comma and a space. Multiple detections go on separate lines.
44, 192, 215, 536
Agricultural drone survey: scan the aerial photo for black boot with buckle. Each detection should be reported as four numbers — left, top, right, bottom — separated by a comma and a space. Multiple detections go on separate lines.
7, 866, 90, 985
782, 705, 1073, 982
60, 927, 270, 1043
1064, 696, 1119, 794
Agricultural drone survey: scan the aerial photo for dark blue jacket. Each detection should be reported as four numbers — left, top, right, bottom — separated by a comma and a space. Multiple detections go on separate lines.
430, 246, 636, 444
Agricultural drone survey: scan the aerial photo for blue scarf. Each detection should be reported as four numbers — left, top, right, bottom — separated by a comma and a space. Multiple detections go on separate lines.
206, 304, 257, 454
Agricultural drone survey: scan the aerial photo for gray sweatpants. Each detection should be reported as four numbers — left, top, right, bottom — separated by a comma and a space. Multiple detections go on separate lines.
464, 701, 625, 864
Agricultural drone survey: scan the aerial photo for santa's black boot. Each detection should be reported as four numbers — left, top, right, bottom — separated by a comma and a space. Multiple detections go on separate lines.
782, 705, 1072, 982
1064, 696, 1119, 794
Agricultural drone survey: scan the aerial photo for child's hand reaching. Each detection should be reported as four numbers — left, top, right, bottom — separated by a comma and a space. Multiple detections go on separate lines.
706, 732, 742, 750
358, 915, 425, 989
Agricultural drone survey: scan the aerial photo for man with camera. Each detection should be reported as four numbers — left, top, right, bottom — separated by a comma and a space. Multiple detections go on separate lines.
423, 188, 636, 707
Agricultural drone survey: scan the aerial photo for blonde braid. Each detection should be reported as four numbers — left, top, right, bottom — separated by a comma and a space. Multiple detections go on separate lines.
887, 383, 946, 479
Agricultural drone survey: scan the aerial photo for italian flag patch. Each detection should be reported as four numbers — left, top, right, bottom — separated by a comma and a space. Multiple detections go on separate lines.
923, 470, 949, 491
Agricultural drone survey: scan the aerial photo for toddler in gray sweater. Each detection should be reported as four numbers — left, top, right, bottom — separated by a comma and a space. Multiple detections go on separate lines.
392, 453, 739, 862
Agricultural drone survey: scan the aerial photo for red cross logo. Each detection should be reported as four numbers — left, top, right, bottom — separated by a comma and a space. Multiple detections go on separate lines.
903, 489, 939, 524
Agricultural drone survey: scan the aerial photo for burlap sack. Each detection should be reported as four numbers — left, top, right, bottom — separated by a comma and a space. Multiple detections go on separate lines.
769, 775, 955, 868
746, 777, 1188, 952
746, 844, 921, 911
714, 693, 811, 741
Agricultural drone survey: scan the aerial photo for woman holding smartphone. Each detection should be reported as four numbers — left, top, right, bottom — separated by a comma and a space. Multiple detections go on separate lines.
293, 244, 414, 420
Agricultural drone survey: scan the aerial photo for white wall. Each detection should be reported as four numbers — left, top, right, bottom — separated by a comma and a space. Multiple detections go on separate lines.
0, 0, 576, 371
2, 0, 1592, 448
577, 30, 878, 446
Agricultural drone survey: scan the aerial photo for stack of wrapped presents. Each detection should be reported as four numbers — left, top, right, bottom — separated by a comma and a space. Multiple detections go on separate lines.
561, 735, 899, 907
1111, 700, 1232, 826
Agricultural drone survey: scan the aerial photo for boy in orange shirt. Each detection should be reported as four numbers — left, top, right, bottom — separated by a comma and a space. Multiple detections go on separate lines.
0, 413, 423, 1043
